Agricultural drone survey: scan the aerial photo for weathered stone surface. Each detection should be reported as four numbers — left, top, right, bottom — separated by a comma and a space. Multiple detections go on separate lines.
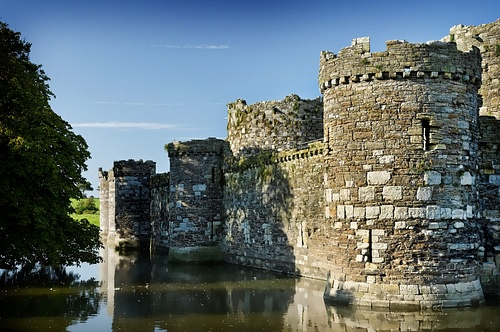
100, 19, 500, 309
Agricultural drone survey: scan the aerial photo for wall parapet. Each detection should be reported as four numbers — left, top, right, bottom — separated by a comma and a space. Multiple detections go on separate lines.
166, 137, 226, 157
227, 94, 323, 156
319, 38, 481, 93
224, 140, 324, 173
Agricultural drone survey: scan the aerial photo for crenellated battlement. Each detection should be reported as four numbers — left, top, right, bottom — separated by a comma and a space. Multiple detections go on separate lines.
319, 38, 481, 93
112, 159, 156, 176
227, 94, 323, 156
166, 137, 227, 157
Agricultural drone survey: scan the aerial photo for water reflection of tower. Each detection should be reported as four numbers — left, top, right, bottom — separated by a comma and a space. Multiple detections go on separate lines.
99, 238, 116, 317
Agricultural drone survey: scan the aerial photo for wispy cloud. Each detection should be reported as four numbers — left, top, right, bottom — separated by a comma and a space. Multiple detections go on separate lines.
72, 122, 178, 130
96, 101, 185, 107
145, 44, 230, 49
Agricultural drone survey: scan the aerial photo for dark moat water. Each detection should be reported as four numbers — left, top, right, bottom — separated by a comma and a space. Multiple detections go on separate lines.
1, 242, 499, 332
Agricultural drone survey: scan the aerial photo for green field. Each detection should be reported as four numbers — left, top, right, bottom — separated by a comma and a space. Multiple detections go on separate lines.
70, 197, 100, 227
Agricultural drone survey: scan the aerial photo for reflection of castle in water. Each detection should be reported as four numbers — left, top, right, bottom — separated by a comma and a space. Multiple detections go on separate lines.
325, 305, 500, 331
97, 239, 499, 332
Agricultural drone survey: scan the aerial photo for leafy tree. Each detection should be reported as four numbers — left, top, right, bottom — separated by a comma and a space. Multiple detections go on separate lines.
0, 21, 101, 269
74, 197, 99, 215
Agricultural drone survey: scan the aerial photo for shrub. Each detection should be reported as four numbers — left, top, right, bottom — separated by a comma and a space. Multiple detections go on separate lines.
74, 197, 99, 215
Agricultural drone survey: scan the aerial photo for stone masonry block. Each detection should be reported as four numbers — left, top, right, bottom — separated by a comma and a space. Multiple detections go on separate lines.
372, 242, 388, 250
394, 207, 408, 220
358, 186, 375, 201
394, 221, 406, 229
431, 284, 447, 294
354, 207, 365, 219
356, 229, 370, 237
380, 205, 394, 219
379, 155, 395, 164
340, 188, 351, 201
489, 175, 500, 185
467, 205, 473, 218
424, 171, 442, 185
460, 172, 474, 185
383, 186, 403, 200
446, 284, 457, 294
337, 205, 345, 219
400, 284, 419, 295
367, 171, 391, 185
366, 206, 380, 219
345, 205, 354, 218
366, 276, 376, 284
409, 207, 426, 218
440, 207, 452, 219
416, 187, 432, 201
452, 209, 465, 220
427, 206, 441, 220
325, 189, 332, 203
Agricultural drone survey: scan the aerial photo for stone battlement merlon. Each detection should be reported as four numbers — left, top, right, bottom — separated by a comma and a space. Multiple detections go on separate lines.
166, 137, 227, 157
226, 141, 324, 173
112, 159, 156, 177
319, 38, 482, 93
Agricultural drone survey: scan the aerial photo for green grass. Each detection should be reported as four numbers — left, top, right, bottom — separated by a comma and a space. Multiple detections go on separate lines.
70, 198, 100, 227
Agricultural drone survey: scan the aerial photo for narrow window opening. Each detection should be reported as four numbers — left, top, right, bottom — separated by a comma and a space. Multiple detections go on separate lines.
422, 119, 430, 151
211, 167, 215, 183
367, 229, 373, 263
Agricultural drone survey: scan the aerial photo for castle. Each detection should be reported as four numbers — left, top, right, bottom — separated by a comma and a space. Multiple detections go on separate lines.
99, 19, 500, 310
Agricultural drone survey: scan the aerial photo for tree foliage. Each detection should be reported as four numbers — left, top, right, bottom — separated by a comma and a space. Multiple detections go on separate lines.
74, 197, 99, 215
0, 21, 101, 269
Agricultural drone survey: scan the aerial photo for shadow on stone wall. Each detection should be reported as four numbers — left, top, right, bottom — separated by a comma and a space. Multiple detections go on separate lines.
222, 148, 298, 273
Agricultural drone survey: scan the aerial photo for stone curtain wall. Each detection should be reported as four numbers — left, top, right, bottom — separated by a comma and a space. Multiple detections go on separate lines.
440, 19, 500, 295
113, 160, 156, 245
150, 172, 169, 249
98, 167, 112, 235
165, 138, 227, 261
442, 19, 500, 119
478, 116, 500, 295
227, 95, 323, 156
320, 38, 485, 309
99, 160, 156, 247
222, 142, 327, 278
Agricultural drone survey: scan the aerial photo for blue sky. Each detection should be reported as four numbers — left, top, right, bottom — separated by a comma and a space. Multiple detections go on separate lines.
1, 0, 499, 195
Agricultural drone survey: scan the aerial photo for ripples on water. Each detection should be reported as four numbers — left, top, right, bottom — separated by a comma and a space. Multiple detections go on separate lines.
1, 244, 499, 331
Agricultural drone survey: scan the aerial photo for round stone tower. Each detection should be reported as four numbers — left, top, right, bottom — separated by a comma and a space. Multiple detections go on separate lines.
165, 138, 228, 262
320, 37, 484, 309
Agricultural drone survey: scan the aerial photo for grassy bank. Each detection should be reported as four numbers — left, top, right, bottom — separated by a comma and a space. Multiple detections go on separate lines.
70, 197, 100, 227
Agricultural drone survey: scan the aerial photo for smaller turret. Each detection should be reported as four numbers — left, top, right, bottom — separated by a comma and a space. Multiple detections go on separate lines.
166, 138, 228, 262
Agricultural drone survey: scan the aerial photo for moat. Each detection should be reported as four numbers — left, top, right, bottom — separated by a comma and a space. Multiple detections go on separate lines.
1, 241, 499, 332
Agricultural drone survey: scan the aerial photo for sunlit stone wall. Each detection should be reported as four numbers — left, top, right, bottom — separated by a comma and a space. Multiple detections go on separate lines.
165, 138, 228, 261
99, 160, 156, 247
227, 95, 323, 156
320, 37, 485, 309
442, 19, 500, 119
441, 19, 500, 299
